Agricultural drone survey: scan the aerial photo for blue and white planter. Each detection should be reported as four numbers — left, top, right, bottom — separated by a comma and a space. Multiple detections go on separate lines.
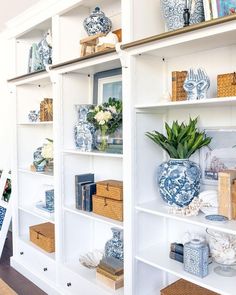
158, 159, 201, 207
160, 0, 205, 31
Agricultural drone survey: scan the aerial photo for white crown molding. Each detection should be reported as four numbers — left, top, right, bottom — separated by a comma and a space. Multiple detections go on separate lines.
5, 0, 85, 38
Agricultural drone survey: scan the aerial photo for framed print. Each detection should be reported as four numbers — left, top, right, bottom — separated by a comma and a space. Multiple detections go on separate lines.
200, 128, 236, 185
93, 68, 122, 104
216, 0, 236, 17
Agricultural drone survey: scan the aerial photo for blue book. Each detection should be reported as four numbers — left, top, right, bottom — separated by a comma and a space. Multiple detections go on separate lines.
75, 174, 94, 210
84, 183, 96, 212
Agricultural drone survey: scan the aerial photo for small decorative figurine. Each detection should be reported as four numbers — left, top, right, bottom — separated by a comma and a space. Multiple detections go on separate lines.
183, 68, 210, 100
83, 7, 112, 36
184, 238, 209, 277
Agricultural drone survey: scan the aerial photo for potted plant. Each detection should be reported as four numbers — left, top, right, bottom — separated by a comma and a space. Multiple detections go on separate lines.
146, 117, 211, 207
87, 98, 122, 152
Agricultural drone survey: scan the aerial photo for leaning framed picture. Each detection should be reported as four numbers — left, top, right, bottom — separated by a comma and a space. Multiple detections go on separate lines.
93, 68, 122, 104
215, 0, 236, 17
200, 128, 236, 185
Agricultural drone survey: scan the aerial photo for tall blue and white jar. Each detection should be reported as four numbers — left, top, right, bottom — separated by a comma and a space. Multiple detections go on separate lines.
184, 238, 209, 277
160, 0, 205, 31
158, 159, 201, 207
105, 227, 123, 261
74, 104, 95, 152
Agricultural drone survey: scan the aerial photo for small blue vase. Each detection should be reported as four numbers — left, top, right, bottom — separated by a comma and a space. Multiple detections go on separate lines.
158, 159, 201, 207
105, 228, 123, 261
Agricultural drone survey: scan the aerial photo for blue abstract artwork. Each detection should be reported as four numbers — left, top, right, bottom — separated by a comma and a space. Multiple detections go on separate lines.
217, 0, 236, 17
0, 206, 6, 230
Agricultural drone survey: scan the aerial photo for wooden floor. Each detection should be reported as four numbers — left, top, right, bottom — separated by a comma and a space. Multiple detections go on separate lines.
0, 232, 46, 295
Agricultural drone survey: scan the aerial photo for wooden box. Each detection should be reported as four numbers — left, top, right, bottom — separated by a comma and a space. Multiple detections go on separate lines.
161, 279, 219, 295
96, 180, 123, 200
172, 71, 187, 101
92, 195, 123, 221
29, 222, 55, 253
217, 72, 236, 97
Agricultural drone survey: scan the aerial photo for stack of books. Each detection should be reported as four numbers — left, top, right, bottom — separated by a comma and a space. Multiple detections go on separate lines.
75, 173, 96, 212
34, 201, 54, 218
96, 256, 124, 290
169, 243, 184, 263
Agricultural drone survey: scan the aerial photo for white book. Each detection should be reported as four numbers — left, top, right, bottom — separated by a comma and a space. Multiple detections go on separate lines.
211, 0, 218, 19
203, 0, 211, 20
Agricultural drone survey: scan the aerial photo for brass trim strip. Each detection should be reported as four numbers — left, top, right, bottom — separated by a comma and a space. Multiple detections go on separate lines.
121, 14, 236, 50
49, 48, 116, 70
7, 69, 47, 83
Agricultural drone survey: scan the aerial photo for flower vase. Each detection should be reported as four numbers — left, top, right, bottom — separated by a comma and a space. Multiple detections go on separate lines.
74, 105, 95, 152
95, 127, 111, 152
105, 227, 123, 261
158, 159, 201, 207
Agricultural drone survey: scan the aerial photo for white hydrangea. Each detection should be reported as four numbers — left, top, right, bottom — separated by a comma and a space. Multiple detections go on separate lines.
42, 141, 53, 159
94, 110, 112, 125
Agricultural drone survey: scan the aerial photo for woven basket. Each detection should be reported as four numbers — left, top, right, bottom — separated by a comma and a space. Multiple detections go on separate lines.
161, 279, 219, 295
172, 71, 187, 101
30, 222, 55, 253
92, 195, 123, 221
96, 180, 123, 201
217, 72, 236, 97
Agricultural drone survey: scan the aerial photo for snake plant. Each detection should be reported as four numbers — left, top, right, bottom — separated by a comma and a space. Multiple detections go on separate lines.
146, 117, 211, 159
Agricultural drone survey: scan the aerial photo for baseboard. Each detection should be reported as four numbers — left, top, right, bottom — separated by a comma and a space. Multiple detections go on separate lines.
10, 257, 61, 295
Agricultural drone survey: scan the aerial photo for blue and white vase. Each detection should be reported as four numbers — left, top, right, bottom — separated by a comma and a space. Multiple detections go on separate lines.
83, 7, 112, 36
105, 228, 123, 261
184, 238, 209, 277
74, 105, 95, 152
28, 110, 39, 122
160, 0, 205, 31
158, 159, 201, 207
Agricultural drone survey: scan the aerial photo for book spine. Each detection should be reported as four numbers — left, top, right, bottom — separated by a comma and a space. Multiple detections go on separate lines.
203, 0, 211, 20
170, 243, 184, 255
211, 0, 218, 18
85, 184, 96, 212
172, 71, 178, 101
81, 185, 86, 211
218, 172, 234, 219
169, 251, 183, 263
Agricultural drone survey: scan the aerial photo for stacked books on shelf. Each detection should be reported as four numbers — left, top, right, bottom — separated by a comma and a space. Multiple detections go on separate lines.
96, 256, 124, 290
75, 173, 95, 212
34, 188, 54, 218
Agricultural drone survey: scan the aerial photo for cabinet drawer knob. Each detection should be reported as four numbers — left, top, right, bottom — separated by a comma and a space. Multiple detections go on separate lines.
67, 282, 72, 287
43, 267, 48, 272
20, 252, 24, 255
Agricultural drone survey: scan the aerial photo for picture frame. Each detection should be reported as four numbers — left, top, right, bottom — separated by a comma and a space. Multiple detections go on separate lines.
215, 0, 236, 17
93, 68, 122, 104
200, 128, 236, 185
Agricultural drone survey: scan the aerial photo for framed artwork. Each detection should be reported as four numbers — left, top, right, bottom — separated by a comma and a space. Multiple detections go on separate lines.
93, 68, 122, 104
200, 128, 236, 185
216, 0, 236, 17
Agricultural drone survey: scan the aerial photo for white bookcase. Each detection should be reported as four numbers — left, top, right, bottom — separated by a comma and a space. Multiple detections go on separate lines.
6, 0, 236, 294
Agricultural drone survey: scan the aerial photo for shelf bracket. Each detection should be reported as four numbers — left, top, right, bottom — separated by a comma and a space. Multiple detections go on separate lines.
116, 43, 129, 69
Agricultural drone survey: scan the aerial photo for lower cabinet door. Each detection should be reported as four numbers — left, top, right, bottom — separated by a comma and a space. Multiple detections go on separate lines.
16, 239, 56, 283
59, 266, 112, 295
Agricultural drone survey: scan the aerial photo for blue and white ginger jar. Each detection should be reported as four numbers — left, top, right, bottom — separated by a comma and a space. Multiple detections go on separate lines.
158, 159, 201, 207
160, 0, 205, 31
83, 7, 112, 36
105, 227, 123, 261
74, 104, 95, 152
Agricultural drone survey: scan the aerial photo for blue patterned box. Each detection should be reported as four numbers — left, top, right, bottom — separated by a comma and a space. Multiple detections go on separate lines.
45, 189, 54, 211
184, 239, 209, 278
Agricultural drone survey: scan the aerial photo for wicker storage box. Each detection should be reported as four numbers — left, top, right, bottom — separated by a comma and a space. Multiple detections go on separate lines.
217, 72, 236, 97
30, 222, 55, 253
96, 180, 123, 201
161, 279, 219, 295
172, 71, 187, 101
92, 195, 123, 221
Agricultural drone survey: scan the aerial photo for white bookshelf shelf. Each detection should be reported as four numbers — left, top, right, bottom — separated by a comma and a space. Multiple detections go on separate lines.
63, 149, 123, 159
64, 205, 123, 229
18, 121, 53, 126
19, 206, 55, 224
18, 168, 54, 179
136, 200, 236, 235
8, 71, 50, 86
135, 96, 236, 111
136, 244, 234, 295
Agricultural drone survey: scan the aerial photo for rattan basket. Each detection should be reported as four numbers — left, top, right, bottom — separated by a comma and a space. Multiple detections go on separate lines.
172, 71, 187, 101
160, 279, 219, 295
30, 222, 55, 253
92, 195, 123, 221
217, 72, 236, 97
96, 180, 123, 201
